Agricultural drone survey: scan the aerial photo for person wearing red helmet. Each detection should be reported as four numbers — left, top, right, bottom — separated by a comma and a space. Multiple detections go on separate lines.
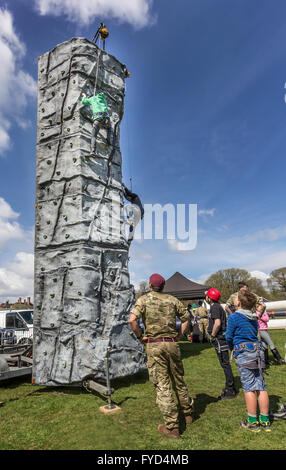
206, 288, 237, 400
129, 273, 194, 440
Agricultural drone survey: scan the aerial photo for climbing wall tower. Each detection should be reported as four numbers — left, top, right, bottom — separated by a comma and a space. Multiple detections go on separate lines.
33, 37, 145, 386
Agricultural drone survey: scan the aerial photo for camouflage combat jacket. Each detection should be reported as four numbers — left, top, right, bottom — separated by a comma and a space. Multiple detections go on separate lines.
226, 291, 263, 311
131, 291, 190, 338
195, 306, 209, 319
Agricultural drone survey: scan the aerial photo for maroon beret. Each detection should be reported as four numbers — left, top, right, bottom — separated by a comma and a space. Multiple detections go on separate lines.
149, 273, 165, 287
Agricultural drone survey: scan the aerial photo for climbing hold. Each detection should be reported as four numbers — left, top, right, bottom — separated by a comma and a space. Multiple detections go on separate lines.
73, 158, 77, 163
41, 267, 45, 272
78, 292, 82, 296
65, 234, 70, 239
47, 160, 52, 165
68, 281, 73, 286
56, 171, 61, 175
53, 278, 57, 283
43, 235, 47, 239
66, 261, 71, 266
47, 220, 50, 225
50, 294, 55, 299
53, 201, 57, 206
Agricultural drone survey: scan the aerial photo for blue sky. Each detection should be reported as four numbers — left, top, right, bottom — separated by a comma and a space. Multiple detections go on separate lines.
1, 0, 286, 300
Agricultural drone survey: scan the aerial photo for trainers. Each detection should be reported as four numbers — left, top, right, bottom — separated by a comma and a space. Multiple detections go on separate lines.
259, 420, 271, 432
158, 425, 180, 439
240, 419, 260, 433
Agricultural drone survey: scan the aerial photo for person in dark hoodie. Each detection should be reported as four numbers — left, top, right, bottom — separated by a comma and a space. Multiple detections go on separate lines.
226, 290, 271, 433
206, 288, 237, 400
122, 184, 144, 245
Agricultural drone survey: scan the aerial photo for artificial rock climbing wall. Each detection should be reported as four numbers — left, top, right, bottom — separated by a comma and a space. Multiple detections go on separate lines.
33, 37, 145, 386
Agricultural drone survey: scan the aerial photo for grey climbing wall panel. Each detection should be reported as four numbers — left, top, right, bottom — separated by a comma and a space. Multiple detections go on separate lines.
33, 37, 146, 386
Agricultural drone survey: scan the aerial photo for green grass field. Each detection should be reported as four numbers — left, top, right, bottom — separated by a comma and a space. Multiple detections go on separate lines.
0, 331, 285, 450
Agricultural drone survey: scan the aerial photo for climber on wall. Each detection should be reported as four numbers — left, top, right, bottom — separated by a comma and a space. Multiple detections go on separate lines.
123, 184, 144, 246
81, 91, 112, 154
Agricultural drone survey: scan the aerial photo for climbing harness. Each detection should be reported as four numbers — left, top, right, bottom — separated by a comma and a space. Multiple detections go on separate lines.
234, 341, 265, 381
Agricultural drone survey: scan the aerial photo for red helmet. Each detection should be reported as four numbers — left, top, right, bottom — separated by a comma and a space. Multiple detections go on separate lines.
206, 288, 221, 302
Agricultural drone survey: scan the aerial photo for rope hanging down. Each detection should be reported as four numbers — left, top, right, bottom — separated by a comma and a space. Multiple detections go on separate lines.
94, 47, 101, 95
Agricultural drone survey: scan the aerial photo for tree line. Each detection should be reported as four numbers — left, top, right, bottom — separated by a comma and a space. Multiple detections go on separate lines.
134, 267, 286, 303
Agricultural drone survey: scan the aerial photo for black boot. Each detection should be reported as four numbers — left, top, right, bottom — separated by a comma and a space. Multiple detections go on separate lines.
219, 388, 237, 400
264, 348, 271, 366
271, 348, 285, 365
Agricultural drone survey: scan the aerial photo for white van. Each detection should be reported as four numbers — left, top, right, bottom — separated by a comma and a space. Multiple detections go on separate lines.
0, 309, 33, 345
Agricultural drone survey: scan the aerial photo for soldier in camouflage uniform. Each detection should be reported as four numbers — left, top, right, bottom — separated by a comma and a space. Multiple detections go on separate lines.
129, 273, 194, 440
225, 281, 264, 317
194, 300, 209, 342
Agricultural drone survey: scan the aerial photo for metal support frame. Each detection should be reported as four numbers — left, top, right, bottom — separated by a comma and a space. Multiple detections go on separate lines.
82, 346, 121, 414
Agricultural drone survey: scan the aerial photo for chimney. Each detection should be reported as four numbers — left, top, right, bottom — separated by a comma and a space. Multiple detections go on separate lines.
27, 297, 31, 305
18, 297, 22, 304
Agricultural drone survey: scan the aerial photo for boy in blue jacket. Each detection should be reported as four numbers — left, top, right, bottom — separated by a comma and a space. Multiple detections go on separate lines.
225, 290, 271, 432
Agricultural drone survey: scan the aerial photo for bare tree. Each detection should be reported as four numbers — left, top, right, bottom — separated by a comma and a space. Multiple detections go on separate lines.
135, 280, 149, 300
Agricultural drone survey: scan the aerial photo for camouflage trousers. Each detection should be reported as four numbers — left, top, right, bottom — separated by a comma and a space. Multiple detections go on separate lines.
146, 342, 193, 430
199, 318, 208, 337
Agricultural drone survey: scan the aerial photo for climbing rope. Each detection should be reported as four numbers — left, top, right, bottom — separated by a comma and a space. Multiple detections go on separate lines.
94, 46, 102, 95
124, 80, 133, 192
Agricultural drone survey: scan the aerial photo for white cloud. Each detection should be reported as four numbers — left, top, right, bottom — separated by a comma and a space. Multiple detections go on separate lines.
198, 208, 216, 217
0, 197, 19, 220
0, 197, 27, 248
0, 198, 34, 301
250, 270, 270, 284
0, 252, 34, 299
0, 8, 37, 156
248, 250, 286, 273
34, 0, 156, 28
166, 222, 286, 281
190, 273, 211, 285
